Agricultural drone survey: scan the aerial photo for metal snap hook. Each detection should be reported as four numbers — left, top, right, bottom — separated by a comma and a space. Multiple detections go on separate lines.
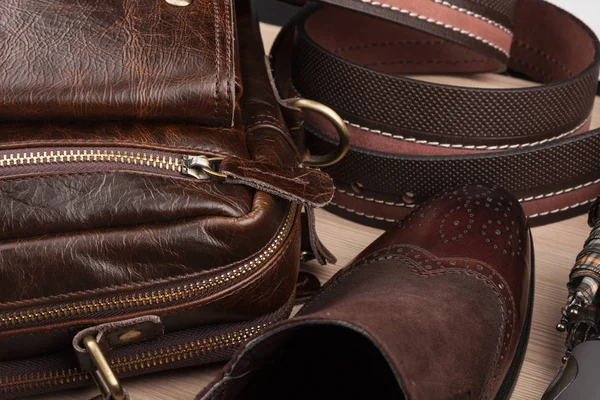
83, 336, 125, 400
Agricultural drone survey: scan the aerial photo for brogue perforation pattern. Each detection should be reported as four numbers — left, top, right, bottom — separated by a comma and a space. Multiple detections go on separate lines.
401, 185, 523, 257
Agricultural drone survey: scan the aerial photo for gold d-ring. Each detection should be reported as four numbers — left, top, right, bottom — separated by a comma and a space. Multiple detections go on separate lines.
292, 99, 350, 167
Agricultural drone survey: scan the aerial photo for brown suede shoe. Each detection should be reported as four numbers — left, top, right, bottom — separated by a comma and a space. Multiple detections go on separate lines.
197, 185, 534, 400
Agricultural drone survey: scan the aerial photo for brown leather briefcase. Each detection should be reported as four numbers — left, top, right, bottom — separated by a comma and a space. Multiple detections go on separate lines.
0, 0, 337, 398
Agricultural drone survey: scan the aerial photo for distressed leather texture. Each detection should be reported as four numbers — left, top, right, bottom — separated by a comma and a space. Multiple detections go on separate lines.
0, 0, 304, 380
0, 0, 236, 125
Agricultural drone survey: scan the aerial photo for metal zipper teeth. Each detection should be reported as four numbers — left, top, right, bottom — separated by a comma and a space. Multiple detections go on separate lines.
0, 149, 184, 172
0, 323, 271, 393
0, 207, 296, 328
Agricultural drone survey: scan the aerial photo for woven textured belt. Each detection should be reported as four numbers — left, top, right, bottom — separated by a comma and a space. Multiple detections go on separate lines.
271, 0, 600, 226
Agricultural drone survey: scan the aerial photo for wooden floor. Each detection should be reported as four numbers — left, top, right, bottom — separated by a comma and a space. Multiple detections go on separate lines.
31, 23, 600, 400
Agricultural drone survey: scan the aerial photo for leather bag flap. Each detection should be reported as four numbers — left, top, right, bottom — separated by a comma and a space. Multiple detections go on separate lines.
0, 0, 236, 126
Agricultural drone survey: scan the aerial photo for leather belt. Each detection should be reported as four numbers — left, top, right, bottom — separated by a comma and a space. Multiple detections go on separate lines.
271, 0, 600, 226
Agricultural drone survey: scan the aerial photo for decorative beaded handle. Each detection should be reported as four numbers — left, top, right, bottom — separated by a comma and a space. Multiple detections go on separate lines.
557, 196, 600, 361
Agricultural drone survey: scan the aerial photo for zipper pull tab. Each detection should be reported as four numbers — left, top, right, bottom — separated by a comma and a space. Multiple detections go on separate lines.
182, 155, 335, 208
219, 157, 336, 265
182, 155, 227, 181
216, 157, 335, 208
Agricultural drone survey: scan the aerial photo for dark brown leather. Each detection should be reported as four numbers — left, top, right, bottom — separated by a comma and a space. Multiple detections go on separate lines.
0, 0, 298, 304
0, 1, 332, 398
0, 296, 295, 400
198, 185, 533, 400
0, 0, 237, 125
294, 6, 597, 145
271, 0, 600, 227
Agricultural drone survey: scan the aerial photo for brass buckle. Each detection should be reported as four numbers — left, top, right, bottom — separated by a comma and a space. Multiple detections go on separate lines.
83, 336, 125, 400
292, 99, 350, 167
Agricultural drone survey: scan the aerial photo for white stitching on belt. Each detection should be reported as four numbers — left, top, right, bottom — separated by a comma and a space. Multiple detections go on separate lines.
432, 0, 513, 36
344, 116, 590, 150
293, 81, 590, 151
337, 188, 409, 206
336, 179, 600, 207
330, 198, 596, 221
519, 179, 600, 202
528, 199, 596, 218
359, 0, 510, 56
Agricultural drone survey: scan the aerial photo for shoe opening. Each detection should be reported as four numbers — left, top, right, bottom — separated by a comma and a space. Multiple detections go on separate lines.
219, 324, 405, 400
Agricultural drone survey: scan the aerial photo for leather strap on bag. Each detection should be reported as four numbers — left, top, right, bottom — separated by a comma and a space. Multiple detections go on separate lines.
271, 0, 600, 226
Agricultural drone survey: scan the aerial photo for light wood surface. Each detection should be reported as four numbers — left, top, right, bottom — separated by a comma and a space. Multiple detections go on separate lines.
31, 23, 600, 400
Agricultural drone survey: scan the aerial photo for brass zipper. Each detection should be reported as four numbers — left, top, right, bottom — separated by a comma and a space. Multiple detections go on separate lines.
0, 147, 225, 180
0, 149, 182, 170
0, 207, 296, 329
0, 323, 271, 394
